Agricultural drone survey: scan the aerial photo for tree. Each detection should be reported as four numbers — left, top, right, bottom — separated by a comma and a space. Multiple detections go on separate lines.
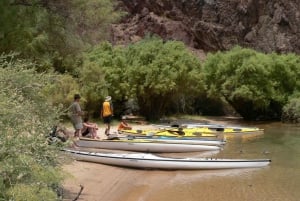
123, 37, 204, 119
204, 46, 300, 120
0, 0, 123, 73
80, 42, 128, 117
82, 37, 205, 120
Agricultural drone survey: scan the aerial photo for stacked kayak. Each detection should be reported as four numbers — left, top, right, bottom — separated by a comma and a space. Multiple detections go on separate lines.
120, 128, 217, 137
119, 135, 226, 146
120, 124, 264, 139
63, 149, 271, 170
156, 123, 264, 133
181, 124, 264, 134
76, 137, 221, 153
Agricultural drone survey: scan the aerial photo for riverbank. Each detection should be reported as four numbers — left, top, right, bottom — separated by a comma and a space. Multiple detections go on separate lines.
62, 116, 248, 201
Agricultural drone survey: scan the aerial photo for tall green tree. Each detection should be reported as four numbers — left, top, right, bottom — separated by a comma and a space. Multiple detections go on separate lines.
204, 46, 300, 120
0, 0, 123, 73
81, 37, 205, 120
80, 42, 129, 116
123, 37, 204, 119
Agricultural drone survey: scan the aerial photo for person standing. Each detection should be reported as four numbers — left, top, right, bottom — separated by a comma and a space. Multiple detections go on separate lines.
69, 94, 84, 138
101, 96, 113, 136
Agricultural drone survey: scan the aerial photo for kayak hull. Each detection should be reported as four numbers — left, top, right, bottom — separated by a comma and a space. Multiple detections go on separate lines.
76, 138, 221, 153
63, 149, 271, 170
120, 126, 264, 138
118, 136, 226, 146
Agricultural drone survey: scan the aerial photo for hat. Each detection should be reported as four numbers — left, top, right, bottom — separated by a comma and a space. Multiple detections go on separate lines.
122, 116, 126, 120
105, 96, 111, 101
74, 94, 81, 99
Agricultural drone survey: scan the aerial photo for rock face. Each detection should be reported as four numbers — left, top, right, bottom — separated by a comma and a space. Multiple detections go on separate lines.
110, 0, 300, 55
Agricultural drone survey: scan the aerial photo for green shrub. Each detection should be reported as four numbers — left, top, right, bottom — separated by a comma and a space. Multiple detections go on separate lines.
0, 54, 66, 200
81, 37, 205, 120
282, 97, 300, 123
204, 46, 300, 120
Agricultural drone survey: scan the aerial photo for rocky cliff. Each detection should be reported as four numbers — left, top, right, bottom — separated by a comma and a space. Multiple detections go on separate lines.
110, 0, 300, 57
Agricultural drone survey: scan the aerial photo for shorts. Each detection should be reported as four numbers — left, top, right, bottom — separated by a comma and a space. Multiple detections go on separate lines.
70, 116, 83, 130
103, 115, 112, 124
82, 129, 90, 137
72, 121, 83, 130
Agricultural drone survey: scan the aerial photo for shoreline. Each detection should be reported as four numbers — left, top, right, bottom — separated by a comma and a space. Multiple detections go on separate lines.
61, 117, 246, 201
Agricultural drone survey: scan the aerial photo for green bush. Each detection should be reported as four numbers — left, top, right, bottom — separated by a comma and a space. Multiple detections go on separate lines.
81, 37, 205, 120
204, 46, 300, 120
282, 97, 300, 123
0, 54, 66, 200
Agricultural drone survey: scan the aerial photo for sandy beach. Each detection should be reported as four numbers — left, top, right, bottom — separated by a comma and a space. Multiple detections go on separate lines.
62, 123, 162, 201
60, 119, 300, 201
62, 118, 250, 201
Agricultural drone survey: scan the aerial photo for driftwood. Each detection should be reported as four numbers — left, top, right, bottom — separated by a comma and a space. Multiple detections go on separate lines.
72, 184, 84, 201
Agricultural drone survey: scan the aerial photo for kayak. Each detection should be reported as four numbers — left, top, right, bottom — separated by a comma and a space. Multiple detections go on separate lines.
137, 124, 264, 140
180, 128, 264, 138
120, 129, 218, 137
76, 138, 221, 153
63, 149, 271, 170
118, 136, 226, 146
159, 123, 264, 133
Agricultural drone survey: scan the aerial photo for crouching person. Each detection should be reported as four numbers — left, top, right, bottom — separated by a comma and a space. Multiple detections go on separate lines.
82, 117, 100, 139
117, 116, 132, 132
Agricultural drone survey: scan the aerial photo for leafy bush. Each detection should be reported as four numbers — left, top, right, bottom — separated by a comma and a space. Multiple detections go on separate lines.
204, 46, 300, 120
42, 73, 80, 110
0, 54, 66, 200
282, 97, 300, 123
81, 37, 205, 120
0, 0, 123, 73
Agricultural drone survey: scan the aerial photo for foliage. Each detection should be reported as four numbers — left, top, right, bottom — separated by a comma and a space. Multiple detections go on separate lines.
0, 0, 123, 73
42, 73, 80, 110
0, 54, 66, 200
81, 37, 204, 120
204, 46, 300, 120
79, 42, 112, 116
282, 95, 300, 123
122, 37, 204, 119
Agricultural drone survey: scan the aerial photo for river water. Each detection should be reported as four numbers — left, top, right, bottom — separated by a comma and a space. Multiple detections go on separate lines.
122, 120, 300, 201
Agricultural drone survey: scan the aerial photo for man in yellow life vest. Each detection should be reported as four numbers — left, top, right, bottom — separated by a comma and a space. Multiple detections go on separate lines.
101, 96, 113, 136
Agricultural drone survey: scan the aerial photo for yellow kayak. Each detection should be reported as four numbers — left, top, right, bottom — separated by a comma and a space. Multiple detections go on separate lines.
182, 127, 264, 134
120, 128, 217, 137
120, 126, 263, 138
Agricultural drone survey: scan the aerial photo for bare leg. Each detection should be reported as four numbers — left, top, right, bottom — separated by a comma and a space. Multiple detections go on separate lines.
104, 123, 109, 135
74, 129, 81, 138
107, 124, 111, 135
91, 128, 99, 139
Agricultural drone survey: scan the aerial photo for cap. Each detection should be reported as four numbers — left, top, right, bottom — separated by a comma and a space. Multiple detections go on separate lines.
105, 96, 111, 101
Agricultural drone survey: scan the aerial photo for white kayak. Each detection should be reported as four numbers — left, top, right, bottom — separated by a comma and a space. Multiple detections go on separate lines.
119, 136, 226, 146
63, 149, 271, 170
76, 138, 221, 153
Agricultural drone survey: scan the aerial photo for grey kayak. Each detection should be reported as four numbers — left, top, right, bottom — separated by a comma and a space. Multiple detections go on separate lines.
63, 149, 271, 170
76, 138, 221, 153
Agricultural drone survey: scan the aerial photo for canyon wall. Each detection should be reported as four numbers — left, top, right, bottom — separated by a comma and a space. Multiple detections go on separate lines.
110, 0, 300, 56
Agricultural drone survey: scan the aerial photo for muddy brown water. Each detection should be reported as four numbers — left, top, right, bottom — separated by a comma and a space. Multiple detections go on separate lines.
113, 121, 300, 201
